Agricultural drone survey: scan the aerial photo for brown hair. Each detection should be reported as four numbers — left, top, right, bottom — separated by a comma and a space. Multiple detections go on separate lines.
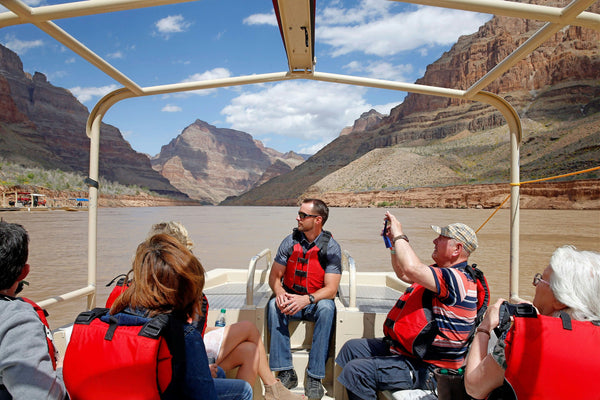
302, 198, 329, 225
111, 234, 205, 319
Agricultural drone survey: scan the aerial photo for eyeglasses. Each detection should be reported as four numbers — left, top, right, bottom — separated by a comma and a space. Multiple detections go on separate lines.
533, 273, 551, 286
298, 211, 319, 219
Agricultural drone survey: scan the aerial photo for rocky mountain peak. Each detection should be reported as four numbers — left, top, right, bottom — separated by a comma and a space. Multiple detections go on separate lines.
340, 109, 385, 137
152, 119, 304, 204
385, 0, 599, 125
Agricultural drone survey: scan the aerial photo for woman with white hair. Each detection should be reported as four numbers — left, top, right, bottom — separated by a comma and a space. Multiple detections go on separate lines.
464, 245, 600, 399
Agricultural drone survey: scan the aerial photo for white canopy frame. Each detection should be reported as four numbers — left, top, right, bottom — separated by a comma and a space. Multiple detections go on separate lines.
1, 0, 597, 309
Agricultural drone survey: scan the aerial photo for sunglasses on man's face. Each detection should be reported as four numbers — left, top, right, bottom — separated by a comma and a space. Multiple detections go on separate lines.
298, 211, 319, 219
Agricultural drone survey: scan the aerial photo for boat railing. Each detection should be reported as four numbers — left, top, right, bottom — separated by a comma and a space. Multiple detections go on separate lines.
244, 247, 358, 309
37, 285, 95, 310
246, 248, 272, 306
342, 250, 358, 311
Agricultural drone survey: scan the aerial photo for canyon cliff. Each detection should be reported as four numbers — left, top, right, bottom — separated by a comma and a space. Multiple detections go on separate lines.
0, 43, 304, 204
223, 0, 599, 207
0, 44, 185, 198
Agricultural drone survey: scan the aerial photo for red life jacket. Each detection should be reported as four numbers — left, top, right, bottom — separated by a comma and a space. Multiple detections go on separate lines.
104, 274, 129, 308
0, 295, 58, 369
383, 284, 435, 359
501, 306, 600, 400
63, 308, 186, 400
105, 275, 209, 336
383, 264, 489, 364
282, 229, 332, 294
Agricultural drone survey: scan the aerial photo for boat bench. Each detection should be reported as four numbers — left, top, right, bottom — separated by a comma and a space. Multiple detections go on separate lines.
379, 389, 437, 399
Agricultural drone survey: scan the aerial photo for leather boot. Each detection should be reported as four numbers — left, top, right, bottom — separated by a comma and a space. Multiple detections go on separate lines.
264, 379, 306, 400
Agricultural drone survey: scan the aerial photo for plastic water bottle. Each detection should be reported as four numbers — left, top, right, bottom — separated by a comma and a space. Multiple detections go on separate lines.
215, 308, 226, 327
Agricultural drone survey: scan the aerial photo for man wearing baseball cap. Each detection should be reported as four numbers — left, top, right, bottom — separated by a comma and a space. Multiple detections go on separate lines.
336, 212, 480, 399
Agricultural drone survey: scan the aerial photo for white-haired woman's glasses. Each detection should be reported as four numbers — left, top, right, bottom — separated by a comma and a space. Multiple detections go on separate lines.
533, 273, 550, 286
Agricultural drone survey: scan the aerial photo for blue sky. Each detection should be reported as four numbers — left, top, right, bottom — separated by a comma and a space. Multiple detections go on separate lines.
1, 0, 491, 156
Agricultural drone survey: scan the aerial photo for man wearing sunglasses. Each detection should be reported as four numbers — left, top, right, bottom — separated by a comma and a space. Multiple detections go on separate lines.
267, 199, 342, 400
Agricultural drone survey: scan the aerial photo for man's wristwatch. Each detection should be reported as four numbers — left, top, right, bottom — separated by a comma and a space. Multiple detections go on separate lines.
308, 294, 315, 304
393, 234, 409, 244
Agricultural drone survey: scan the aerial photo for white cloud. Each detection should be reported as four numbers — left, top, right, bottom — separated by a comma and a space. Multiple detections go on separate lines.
222, 80, 371, 144
344, 60, 413, 82
371, 101, 397, 116
319, 0, 392, 25
2, 34, 43, 54
49, 70, 68, 80
299, 141, 331, 155
174, 68, 233, 96
69, 84, 120, 103
107, 51, 123, 59
244, 13, 277, 26
182, 68, 232, 82
162, 104, 182, 112
0, 0, 44, 10
318, 4, 490, 57
154, 15, 192, 38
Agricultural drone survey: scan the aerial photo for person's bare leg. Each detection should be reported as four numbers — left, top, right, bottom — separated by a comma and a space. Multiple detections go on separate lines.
216, 321, 277, 385
217, 320, 309, 400
218, 340, 259, 383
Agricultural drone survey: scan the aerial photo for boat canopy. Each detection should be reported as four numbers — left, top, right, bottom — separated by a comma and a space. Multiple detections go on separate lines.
1, 0, 598, 309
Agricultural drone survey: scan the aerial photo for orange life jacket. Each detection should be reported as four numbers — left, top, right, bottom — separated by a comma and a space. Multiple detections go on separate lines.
282, 229, 332, 294
499, 303, 600, 400
63, 308, 186, 400
0, 295, 58, 369
383, 264, 489, 364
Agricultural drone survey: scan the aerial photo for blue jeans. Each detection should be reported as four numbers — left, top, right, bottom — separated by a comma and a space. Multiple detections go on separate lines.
213, 378, 253, 400
267, 297, 335, 379
336, 338, 435, 399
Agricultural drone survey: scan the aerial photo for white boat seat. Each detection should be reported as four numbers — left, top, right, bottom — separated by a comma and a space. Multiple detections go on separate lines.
338, 284, 400, 313
204, 282, 271, 309
380, 389, 437, 400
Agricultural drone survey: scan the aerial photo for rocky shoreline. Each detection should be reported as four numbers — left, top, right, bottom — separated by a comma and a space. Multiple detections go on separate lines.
2, 180, 598, 209
0, 185, 201, 208
308, 180, 600, 209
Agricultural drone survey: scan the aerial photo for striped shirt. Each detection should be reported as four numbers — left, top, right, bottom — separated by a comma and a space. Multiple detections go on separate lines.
424, 261, 478, 369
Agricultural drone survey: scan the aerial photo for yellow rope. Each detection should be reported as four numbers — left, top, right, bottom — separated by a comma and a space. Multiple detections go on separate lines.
476, 166, 599, 233
476, 194, 511, 233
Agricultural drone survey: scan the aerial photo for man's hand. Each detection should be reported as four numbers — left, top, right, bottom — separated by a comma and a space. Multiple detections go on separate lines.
277, 292, 310, 315
385, 211, 404, 239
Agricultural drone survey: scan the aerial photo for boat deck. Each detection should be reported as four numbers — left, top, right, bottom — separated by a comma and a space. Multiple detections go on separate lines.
200, 263, 408, 400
